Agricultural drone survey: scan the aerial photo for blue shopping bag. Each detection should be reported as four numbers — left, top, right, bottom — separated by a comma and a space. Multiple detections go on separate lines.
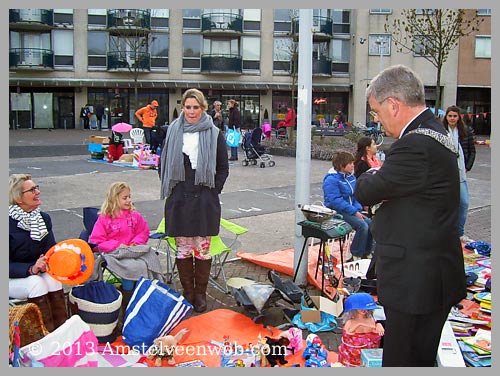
122, 277, 193, 349
225, 126, 241, 147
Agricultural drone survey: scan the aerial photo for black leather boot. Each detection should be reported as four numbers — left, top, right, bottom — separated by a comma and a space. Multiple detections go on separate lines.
193, 258, 212, 313
176, 257, 195, 305
28, 294, 55, 332
47, 289, 68, 330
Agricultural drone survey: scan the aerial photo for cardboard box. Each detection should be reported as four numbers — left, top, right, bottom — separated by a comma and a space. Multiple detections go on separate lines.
300, 295, 343, 323
88, 135, 110, 144
361, 348, 383, 367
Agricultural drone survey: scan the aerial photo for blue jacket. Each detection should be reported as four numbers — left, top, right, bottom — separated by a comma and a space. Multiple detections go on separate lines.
9, 211, 56, 278
323, 171, 362, 215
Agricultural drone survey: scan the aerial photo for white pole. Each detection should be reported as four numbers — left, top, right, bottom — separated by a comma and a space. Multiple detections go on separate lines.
294, 9, 313, 286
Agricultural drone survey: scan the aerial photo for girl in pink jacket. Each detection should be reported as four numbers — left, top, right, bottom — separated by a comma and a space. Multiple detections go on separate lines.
90, 182, 149, 252
90, 182, 154, 298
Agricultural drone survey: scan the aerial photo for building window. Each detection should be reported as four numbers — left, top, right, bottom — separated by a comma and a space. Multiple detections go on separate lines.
54, 9, 73, 25
274, 9, 294, 33
477, 9, 491, 16
183, 34, 201, 69
88, 31, 107, 68
183, 9, 201, 29
53, 30, 73, 67
242, 36, 260, 71
88, 9, 106, 27
332, 9, 350, 34
369, 9, 392, 14
415, 9, 437, 15
151, 9, 169, 29
273, 36, 293, 72
413, 35, 432, 57
368, 34, 391, 56
243, 9, 260, 31
150, 32, 168, 69
331, 38, 350, 73
475, 36, 491, 58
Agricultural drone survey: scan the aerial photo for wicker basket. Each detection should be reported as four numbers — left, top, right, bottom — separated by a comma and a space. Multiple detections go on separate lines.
9, 303, 49, 354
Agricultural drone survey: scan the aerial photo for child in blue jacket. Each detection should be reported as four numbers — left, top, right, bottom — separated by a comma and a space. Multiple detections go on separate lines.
323, 151, 373, 259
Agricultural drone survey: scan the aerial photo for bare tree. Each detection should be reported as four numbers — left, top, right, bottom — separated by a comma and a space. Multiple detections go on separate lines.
385, 9, 483, 114
108, 9, 155, 125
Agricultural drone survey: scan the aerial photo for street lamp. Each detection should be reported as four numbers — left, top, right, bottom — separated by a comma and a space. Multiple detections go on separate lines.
375, 37, 386, 72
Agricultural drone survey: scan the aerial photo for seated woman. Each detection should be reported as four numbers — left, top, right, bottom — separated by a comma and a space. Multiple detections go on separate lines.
323, 151, 374, 260
89, 181, 164, 313
9, 174, 67, 332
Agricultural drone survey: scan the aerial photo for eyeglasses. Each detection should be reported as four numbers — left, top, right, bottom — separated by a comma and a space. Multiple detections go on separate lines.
184, 105, 200, 110
22, 185, 40, 194
369, 111, 378, 118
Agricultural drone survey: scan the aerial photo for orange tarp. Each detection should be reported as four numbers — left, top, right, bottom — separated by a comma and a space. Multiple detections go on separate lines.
237, 243, 344, 299
113, 309, 338, 367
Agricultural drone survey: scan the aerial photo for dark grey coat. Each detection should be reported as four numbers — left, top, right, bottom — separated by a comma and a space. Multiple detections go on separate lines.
164, 131, 229, 237
354, 109, 466, 315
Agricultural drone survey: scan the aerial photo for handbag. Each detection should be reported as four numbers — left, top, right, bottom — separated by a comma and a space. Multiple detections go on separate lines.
225, 126, 241, 147
122, 277, 193, 349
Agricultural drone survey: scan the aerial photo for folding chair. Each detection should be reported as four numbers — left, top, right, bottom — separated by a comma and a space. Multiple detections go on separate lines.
149, 217, 249, 294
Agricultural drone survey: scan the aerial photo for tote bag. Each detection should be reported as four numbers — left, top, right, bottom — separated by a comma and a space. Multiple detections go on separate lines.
122, 277, 193, 349
225, 126, 241, 147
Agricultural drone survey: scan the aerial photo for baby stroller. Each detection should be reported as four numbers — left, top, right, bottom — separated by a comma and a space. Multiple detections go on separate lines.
241, 128, 276, 168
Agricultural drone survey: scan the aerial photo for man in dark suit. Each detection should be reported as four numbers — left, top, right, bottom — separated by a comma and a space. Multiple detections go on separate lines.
354, 65, 466, 367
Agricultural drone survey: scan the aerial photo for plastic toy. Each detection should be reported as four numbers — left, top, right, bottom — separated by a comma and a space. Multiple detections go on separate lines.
302, 334, 329, 367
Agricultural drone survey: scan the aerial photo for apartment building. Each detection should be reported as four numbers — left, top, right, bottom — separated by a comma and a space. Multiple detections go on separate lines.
9, 8, 491, 134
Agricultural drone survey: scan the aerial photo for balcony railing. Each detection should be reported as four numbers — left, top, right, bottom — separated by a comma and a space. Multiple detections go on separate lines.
292, 16, 333, 39
9, 9, 54, 29
290, 56, 332, 75
201, 54, 242, 73
107, 51, 151, 70
312, 57, 332, 76
201, 13, 243, 34
9, 48, 54, 69
107, 9, 151, 32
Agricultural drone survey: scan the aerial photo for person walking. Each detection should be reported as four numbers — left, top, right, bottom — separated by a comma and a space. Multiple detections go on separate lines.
135, 100, 159, 145
227, 99, 240, 161
95, 103, 105, 130
442, 105, 476, 243
209, 100, 225, 134
159, 88, 229, 313
354, 64, 466, 367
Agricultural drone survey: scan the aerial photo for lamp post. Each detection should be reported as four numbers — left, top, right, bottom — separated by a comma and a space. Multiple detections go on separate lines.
375, 37, 386, 72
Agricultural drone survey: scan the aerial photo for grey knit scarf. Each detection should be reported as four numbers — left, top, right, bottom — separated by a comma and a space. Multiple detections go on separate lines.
160, 111, 219, 200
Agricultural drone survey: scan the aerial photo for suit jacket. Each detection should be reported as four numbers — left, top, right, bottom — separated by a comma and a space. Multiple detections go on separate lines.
354, 109, 466, 315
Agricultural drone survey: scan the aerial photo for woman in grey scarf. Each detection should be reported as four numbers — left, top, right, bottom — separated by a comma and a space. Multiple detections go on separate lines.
160, 89, 229, 312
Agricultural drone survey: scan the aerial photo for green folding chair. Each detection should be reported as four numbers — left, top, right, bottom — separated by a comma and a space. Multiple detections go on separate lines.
150, 218, 249, 294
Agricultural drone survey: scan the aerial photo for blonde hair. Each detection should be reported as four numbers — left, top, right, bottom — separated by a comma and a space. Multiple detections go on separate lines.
182, 88, 208, 111
9, 174, 32, 205
228, 99, 238, 107
99, 181, 134, 218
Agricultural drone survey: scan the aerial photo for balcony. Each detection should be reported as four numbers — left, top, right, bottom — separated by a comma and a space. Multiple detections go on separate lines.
312, 57, 332, 76
9, 48, 54, 69
292, 16, 333, 41
290, 56, 332, 76
200, 54, 242, 74
201, 13, 243, 36
9, 9, 54, 31
107, 51, 151, 71
107, 9, 151, 36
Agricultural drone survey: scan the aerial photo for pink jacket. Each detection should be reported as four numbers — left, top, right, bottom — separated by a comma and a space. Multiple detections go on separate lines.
89, 210, 150, 253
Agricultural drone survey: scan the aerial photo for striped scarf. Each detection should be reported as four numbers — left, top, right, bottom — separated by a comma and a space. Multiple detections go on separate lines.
9, 204, 48, 241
